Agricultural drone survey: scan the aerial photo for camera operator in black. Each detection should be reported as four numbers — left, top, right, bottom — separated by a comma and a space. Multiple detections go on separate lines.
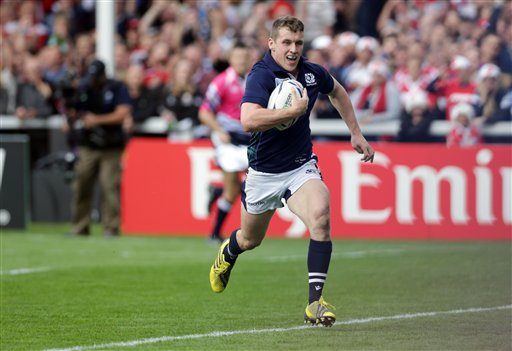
67, 59, 131, 237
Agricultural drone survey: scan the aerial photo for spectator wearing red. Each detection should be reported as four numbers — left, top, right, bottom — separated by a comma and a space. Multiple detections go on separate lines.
346, 36, 379, 91
394, 56, 436, 109
427, 55, 479, 120
447, 102, 481, 147
353, 60, 402, 125
268, 0, 295, 20
143, 41, 171, 89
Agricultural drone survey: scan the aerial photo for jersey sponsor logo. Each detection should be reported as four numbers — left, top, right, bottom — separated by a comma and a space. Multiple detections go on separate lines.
305, 73, 316, 86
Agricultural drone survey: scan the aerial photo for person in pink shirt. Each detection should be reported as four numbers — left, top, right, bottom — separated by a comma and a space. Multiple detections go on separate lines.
199, 42, 252, 244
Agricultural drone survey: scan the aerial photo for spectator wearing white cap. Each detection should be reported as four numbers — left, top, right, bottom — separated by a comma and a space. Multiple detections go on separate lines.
396, 89, 434, 143
326, 32, 360, 87
427, 54, 479, 120
474, 63, 512, 125
345, 36, 379, 91
447, 102, 481, 147
336, 31, 359, 59
352, 60, 402, 125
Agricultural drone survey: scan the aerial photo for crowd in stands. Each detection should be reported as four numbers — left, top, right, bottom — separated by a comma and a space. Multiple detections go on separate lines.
1, 0, 511, 146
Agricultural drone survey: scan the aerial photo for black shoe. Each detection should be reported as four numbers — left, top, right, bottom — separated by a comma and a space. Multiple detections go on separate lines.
207, 185, 223, 214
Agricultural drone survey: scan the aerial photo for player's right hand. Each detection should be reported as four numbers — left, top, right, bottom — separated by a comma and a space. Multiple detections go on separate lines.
290, 87, 308, 117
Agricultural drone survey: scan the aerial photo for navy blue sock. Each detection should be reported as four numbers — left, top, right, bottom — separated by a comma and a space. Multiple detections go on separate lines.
222, 228, 244, 264
308, 239, 332, 303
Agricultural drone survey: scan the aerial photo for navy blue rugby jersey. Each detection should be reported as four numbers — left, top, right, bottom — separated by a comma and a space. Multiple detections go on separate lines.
242, 51, 334, 173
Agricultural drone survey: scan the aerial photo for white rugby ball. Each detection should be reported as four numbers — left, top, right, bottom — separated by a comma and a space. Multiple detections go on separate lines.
267, 79, 304, 131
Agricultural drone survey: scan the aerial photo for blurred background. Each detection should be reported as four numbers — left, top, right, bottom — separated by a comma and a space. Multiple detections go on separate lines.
0, 0, 510, 239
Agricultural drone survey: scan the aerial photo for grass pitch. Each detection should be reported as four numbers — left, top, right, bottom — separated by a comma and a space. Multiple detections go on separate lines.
1, 224, 511, 351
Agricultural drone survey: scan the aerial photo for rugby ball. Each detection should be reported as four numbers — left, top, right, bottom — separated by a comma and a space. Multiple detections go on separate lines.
267, 79, 304, 130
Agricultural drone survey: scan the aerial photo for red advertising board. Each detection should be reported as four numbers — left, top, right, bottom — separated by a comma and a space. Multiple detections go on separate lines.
121, 138, 512, 240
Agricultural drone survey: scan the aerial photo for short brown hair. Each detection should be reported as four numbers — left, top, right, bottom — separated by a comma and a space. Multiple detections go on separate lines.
271, 16, 304, 40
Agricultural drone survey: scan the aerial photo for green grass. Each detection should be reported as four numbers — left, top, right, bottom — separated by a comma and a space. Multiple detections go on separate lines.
1, 224, 511, 351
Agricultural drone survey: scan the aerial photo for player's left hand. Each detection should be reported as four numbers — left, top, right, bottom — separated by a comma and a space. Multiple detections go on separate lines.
351, 134, 375, 163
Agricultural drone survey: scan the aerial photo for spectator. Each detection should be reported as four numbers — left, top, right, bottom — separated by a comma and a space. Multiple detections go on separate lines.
160, 57, 203, 140
143, 41, 171, 89
447, 102, 481, 147
123, 63, 161, 135
182, 43, 215, 95
114, 42, 131, 81
484, 90, 512, 125
67, 59, 131, 237
492, 2, 512, 84
41, 45, 68, 87
352, 60, 402, 125
296, 0, 335, 45
3, 1, 49, 53
396, 89, 434, 143
394, 56, 436, 109
15, 55, 54, 119
474, 64, 512, 125
328, 31, 359, 87
0, 44, 17, 115
346, 36, 379, 91
427, 55, 479, 120
69, 33, 95, 78
475, 63, 506, 124
46, 11, 71, 55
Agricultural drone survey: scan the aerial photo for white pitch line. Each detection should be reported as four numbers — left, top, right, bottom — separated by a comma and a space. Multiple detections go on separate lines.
0, 267, 51, 276
43, 304, 512, 351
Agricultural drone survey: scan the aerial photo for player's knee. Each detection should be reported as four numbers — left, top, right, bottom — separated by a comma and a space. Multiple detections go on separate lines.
310, 208, 331, 240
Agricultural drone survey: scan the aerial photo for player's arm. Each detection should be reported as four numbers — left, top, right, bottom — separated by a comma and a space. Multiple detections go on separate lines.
241, 88, 308, 132
198, 109, 231, 143
327, 76, 375, 163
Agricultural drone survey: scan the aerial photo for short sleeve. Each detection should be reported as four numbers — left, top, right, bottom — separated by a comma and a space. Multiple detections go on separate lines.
318, 65, 334, 95
115, 83, 131, 106
242, 64, 275, 108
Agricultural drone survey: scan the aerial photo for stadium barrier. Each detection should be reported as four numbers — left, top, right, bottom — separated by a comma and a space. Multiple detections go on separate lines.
121, 138, 511, 240
1, 115, 511, 137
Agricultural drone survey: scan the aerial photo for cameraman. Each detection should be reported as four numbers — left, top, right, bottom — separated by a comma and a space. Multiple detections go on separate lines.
66, 59, 130, 237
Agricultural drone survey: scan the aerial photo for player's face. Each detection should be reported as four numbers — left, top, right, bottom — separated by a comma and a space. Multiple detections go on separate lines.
229, 47, 251, 76
269, 28, 304, 74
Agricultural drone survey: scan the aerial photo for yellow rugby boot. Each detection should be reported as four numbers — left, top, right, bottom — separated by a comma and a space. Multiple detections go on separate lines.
209, 239, 233, 293
304, 296, 336, 327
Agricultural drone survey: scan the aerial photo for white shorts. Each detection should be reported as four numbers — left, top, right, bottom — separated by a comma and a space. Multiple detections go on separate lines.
212, 133, 248, 172
243, 159, 323, 214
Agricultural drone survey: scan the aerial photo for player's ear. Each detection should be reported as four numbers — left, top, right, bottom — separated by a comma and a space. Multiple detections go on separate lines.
268, 37, 275, 51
